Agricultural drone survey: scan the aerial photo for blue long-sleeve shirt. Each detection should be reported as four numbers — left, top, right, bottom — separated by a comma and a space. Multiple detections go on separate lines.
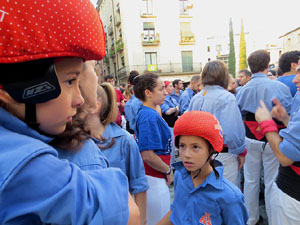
124, 95, 142, 132
161, 95, 178, 114
236, 73, 292, 116
179, 87, 196, 115
170, 90, 183, 105
170, 161, 248, 225
94, 122, 149, 195
291, 91, 300, 114
279, 108, 300, 161
188, 85, 246, 155
0, 108, 129, 225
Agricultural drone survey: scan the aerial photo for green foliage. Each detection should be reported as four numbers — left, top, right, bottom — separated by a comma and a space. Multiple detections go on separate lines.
109, 46, 115, 58
228, 18, 236, 76
239, 20, 248, 71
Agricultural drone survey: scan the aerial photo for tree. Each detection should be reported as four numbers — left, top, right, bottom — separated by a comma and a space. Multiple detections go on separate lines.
228, 18, 236, 76
239, 19, 248, 70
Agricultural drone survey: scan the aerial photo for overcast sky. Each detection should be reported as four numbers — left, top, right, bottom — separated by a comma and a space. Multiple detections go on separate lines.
91, 0, 299, 43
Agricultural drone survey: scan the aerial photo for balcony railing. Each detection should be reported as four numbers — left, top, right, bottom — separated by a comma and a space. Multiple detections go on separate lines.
116, 39, 124, 53
141, 33, 160, 46
179, 35, 195, 45
109, 46, 116, 58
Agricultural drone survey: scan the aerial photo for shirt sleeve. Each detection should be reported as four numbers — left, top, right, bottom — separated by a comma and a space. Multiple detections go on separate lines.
1, 154, 129, 225
279, 110, 300, 161
161, 101, 171, 114
125, 135, 149, 194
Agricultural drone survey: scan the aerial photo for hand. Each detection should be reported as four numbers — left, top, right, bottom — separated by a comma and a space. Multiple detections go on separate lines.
166, 170, 174, 186
255, 101, 272, 123
271, 98, 289, 123
237, 155, 245, 170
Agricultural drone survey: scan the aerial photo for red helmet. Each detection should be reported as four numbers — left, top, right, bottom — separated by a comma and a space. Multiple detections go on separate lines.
0, 0, 106, 63
173, 111, 223, 152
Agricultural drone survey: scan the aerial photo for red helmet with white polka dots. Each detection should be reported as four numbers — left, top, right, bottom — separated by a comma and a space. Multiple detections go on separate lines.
0, 0, 105, 63
0, 0, 106, 128
0, 0, 106, 103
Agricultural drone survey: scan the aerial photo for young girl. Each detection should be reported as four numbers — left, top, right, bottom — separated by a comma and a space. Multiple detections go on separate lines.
133, 73, 173, 225
84, 82, 149, 225
0, 0, 138, 224
158, 111, 249, 225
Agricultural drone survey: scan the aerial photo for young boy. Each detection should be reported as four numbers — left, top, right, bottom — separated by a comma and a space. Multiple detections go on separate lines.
158, 111, 248, 225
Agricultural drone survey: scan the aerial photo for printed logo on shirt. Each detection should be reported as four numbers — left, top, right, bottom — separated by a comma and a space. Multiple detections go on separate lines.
202, 90, 207, 96
199, 212, 212, 225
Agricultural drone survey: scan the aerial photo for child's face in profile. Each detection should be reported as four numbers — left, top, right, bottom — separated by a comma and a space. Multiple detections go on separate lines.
36, 57, 84, 135
179, 135, 212, 174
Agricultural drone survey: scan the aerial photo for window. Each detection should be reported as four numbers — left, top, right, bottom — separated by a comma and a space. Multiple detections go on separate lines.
145, 52, 157, 71
180, 22, 194, 42
143, 22, 155, 41
207, 46, 210, 52
181, 51, 193, 72
121, 56, 125, 66
179, 0, 189, 15
119, 29, 122, 38
141, 0, 153, 15
109, 15, 112, 22
216, 44, 222, 52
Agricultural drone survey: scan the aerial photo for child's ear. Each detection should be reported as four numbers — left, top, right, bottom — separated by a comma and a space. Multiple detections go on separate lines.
93, 101, 102, 114
0, 89, 16, 104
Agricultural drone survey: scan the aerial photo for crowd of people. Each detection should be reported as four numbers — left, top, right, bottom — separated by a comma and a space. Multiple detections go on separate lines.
0, 0, 299, 224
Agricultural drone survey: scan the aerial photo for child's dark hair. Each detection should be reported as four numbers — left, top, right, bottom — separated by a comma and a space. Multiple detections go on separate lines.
133, 73, 159, 101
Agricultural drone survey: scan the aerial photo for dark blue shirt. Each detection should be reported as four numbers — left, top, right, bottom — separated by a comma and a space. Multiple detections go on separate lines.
136, 106, 172, 156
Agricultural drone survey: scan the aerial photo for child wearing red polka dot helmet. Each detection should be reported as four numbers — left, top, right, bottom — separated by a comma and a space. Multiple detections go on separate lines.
0, 1, 138, 224
157, 111, 249, 225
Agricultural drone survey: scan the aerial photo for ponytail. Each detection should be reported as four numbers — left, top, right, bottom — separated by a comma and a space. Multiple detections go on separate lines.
97, 82, 118, 127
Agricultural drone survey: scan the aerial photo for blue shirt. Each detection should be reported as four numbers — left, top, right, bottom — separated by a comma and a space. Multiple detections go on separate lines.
124, 95, 142, 132
170, 162, 248, 225
291, 91, 300, 114
179, 87, 196, 115
277, 75, 297, 97
170, 90, 183, 105
94, 122, 149, 194
136, 106, 172, 155
279, 108, 300, 161
57, 139, 109, 170
236, 73, 292, 115
161, 94, 178, 114
188, 85, 246, 155
0, 108, 129, 225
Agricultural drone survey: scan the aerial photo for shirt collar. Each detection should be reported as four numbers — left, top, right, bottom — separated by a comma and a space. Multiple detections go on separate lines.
102, 122, 124, 139
204, 85, 225, 90
252, 73, 268, 79
176, 160, 224, 192
186, 87, 196, 96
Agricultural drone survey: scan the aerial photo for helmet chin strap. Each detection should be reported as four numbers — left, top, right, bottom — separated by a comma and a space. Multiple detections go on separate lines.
191, 152, 216, 180
25, 103, 40, 130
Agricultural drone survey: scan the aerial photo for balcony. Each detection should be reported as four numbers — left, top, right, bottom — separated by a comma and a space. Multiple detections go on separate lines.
116, 39, 124, 53
141, 33, 160, 46
109, 46, 116, 58
179, 35, 195, 45
115, 14, 121, 27
108, 25, 113, 36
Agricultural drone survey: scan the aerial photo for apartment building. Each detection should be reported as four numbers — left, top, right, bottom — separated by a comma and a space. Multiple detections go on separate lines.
279, 27, 300, 52
98, 0, 208, 83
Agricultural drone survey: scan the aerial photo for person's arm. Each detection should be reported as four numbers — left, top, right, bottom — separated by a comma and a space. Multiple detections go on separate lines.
128, 194, 140, 225
141, 150, 174, 185
134, 191, 147, 225
255, 100, 294, 166
157, 210, 173, 225
165, 107, 178, 115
